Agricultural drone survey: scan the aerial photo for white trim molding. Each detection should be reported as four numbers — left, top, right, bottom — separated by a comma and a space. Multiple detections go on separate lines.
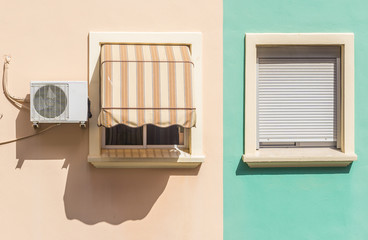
243, 33, 357, 168
88, 32, 204, 168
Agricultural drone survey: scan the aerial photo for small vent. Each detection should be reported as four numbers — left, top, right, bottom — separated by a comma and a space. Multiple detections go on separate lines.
32, 84, 68, 120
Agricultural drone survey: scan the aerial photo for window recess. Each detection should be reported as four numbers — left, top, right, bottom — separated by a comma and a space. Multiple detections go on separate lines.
257, 46, 340, 149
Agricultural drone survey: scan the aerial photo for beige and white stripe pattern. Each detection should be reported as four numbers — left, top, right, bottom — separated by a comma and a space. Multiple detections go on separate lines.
98, 44, 196, 128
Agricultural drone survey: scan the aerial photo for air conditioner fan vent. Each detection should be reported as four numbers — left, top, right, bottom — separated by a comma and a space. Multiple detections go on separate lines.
33, 85, 68, 119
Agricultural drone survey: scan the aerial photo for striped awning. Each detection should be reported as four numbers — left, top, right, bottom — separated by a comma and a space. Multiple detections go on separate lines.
98, 44, 196, 128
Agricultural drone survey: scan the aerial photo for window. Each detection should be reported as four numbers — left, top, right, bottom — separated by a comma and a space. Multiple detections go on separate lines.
257, 46, 340, 148
103, 125, 188, 148
243, 33, 357, 167
88, 32, 204, 168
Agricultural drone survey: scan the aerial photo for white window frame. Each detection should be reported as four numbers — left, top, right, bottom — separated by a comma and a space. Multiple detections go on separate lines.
243, 33, 357, 168
88, 32, 204, 168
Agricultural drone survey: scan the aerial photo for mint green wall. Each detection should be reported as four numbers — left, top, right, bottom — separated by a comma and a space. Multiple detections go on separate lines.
223, 0, 368, 239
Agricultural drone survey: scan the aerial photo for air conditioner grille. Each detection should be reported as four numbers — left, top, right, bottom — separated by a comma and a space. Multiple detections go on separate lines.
32, 84, 68, 120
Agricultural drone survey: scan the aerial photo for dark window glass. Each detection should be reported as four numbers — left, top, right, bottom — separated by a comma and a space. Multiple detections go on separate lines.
105, 125, 143, 145
147, 125, 183, 145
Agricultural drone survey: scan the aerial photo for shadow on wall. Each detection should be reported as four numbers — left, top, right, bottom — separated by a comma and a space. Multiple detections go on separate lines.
15, 101, 86, 169
64, 166, 200, 225
15, 106, 200, 225
236, 158, 352, 175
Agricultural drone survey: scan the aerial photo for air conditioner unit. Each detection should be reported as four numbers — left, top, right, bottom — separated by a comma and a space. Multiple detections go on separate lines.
30, 81, 88, 126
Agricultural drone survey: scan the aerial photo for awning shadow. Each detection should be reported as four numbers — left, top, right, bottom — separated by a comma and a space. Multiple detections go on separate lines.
64, 164, 200, 225
15, 102, 200, 225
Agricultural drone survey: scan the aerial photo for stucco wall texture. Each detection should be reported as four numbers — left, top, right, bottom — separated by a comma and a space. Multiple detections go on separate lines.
224, 0, 368, 240
0, 1, 223, 240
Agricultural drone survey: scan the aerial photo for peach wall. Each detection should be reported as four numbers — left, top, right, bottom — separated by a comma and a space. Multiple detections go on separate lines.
0, 1, 222, 239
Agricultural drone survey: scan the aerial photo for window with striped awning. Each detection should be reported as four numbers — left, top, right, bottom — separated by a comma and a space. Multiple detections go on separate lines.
98, 44, 196, 128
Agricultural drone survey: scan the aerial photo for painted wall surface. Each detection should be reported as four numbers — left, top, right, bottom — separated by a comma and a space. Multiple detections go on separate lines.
0, 1, 223, 240
224, 0, 368, 240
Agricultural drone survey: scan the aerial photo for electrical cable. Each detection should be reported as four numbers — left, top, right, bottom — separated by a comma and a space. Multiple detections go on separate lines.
0, 56, 62, 145
2, 55, 30, 109
0, 124, 61, 145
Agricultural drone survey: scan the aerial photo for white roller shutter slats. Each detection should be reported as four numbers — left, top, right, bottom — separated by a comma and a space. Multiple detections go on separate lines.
257, 46, 339, 146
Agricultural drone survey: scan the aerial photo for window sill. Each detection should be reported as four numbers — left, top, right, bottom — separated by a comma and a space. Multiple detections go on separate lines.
88, 149, 204, 168
242, 148, 357, 168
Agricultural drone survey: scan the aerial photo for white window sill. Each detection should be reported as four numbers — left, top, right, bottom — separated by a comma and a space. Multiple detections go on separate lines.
88, 149, 204, 168
242, 148, 357, 168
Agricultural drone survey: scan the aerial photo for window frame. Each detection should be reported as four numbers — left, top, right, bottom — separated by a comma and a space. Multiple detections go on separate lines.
243, 33, 357, 168
88, 32, 204, 168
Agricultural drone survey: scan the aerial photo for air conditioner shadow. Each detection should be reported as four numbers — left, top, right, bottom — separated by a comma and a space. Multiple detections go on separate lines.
15, 105, 85, 169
